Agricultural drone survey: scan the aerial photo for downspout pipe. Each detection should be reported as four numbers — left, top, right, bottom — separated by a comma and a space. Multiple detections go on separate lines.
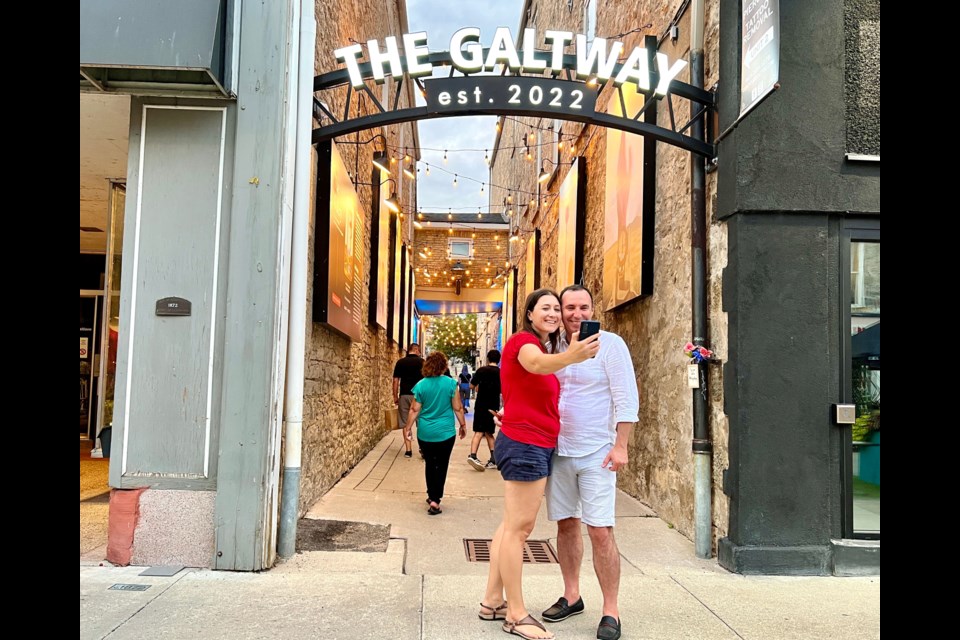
689, 0, 712, 560
277, 0, 316, 558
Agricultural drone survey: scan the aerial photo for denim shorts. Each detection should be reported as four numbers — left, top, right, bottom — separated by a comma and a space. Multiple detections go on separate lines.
495, 431, 554, 482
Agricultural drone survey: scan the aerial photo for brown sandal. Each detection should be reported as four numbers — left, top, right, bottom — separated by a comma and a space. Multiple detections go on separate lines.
502, 615, 555, 640
479, 601, 508, 620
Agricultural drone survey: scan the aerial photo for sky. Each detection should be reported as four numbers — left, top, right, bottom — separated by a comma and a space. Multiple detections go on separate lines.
406, 0, 524, 216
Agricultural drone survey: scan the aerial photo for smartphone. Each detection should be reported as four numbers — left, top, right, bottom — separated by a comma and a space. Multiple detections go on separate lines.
578, 320, 601, 341
488, 409, 499, 416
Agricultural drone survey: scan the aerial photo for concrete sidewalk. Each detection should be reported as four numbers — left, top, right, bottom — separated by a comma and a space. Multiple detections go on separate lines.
80, 427, 880, 639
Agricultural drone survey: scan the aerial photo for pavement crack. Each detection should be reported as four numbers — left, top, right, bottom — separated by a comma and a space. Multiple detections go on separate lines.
419, 574, 425, 640
669, 575, 746, 639
101, 569, 194, 639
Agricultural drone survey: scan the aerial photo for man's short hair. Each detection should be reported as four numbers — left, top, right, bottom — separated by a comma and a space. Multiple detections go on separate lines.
407, 343, 421, 354
486, 349, 501, 364
559, 284, 594, 305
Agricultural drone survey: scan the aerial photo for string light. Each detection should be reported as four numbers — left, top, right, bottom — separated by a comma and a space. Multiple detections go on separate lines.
415, 162, 555, 199
443, 149, 448, 163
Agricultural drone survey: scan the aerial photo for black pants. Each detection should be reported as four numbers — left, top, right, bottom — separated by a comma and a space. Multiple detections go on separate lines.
418, 435, 457, 504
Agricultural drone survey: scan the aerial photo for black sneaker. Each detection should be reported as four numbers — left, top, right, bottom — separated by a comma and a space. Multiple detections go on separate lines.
485, 459, 498, 469
542, 597, 584, 622
404, 451, 412, 458
467, 454, 485, 472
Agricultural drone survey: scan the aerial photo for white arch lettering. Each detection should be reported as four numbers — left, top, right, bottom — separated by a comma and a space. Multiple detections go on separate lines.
331, 28, 686, 97
484, 27, 522, 72
450, 28, 484, 73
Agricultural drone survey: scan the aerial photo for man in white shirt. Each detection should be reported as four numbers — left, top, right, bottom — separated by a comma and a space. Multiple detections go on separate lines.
541, 285, 639, 640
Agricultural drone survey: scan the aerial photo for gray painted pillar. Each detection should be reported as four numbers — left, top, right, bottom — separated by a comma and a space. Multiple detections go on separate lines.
214, 0, 296, 571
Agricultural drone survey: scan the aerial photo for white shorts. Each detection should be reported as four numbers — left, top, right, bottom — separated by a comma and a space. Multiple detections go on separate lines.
545, 444, 616, 527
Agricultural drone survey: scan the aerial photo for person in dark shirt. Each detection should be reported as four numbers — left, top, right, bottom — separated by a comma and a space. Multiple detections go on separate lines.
458, 365, 473, 411
393, 343, 424, 458
467, 350, 502, 471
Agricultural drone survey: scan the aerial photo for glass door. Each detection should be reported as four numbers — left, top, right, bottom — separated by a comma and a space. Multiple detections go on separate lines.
79, 294, 101, 439
96, 181, 125, 444
842, 224, 880, 538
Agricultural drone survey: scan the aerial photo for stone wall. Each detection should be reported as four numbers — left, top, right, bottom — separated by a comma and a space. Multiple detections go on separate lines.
298, 0, 419, 511
489, 1, 728, 548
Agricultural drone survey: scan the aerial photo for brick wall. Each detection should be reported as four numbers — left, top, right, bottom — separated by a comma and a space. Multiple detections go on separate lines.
412, 227, 510, 291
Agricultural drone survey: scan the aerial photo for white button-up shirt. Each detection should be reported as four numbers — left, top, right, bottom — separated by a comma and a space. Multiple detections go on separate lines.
555, 330, 640, 457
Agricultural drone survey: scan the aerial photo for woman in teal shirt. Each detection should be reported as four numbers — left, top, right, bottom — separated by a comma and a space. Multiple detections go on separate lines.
406, 351, 466, 515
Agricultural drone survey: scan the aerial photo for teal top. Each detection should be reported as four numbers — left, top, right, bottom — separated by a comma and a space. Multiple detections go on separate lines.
412, 375, 459, 442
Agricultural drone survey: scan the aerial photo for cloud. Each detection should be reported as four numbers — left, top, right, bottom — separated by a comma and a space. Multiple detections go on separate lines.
406, 0, 522, 215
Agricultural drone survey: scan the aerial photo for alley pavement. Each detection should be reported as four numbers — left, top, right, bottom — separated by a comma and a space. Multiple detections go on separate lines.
80, 420, 880, 639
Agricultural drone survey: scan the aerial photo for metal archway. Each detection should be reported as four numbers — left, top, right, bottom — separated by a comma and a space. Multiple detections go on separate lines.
312, 44, 716, 158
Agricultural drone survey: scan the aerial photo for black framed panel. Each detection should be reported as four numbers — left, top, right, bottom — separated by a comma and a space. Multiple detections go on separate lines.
840, 217, 880, 540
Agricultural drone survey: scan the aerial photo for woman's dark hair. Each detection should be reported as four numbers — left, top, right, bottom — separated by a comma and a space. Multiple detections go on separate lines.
520, 288, 561, 353
422, 351, 449, 377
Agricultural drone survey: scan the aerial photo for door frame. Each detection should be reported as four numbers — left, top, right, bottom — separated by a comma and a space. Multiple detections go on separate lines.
840, 217, 880, 539
80, 290, 103, 440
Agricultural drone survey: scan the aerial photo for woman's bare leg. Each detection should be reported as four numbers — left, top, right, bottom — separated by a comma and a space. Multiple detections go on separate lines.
496, 478, 552, 639
482, 521, 505, 608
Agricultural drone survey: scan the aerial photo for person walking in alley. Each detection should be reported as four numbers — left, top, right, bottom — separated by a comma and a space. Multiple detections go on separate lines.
405, 351, 467, 515
479, 288, 599, 640
459, 364, 473, 411
393, 343, 424, 458
540, 285, 639, 640
467, 349, 502, 471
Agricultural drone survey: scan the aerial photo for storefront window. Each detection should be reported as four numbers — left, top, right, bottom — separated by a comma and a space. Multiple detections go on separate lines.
98, 182, 125, 435
850, 241, 879, 535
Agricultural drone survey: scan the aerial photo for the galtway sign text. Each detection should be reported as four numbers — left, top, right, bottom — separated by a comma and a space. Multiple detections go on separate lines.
334, 27, 686, 96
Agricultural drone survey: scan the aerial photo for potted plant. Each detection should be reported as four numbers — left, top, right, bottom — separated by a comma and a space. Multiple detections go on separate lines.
851, 404, 880, 443
99, 399, 114, 458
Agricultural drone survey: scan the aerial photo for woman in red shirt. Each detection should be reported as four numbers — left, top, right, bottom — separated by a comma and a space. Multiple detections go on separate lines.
479, 288, 599, 640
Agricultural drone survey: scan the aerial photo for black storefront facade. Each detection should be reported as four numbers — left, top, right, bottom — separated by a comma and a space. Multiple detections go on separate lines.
717, 0, 880, 574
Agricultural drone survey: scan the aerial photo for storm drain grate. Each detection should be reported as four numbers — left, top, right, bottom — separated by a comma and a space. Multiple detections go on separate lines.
464, 539, 558, 564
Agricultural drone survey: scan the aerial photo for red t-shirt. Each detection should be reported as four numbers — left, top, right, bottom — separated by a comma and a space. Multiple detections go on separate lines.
500, 332, 561, 448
